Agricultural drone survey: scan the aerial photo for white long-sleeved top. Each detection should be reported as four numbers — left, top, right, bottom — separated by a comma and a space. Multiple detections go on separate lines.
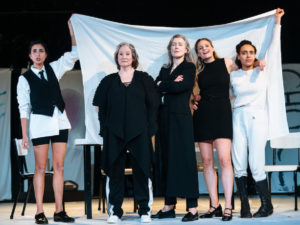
231, 67, 267, 109
230, 24, 289, 140
17, 46, 78, 139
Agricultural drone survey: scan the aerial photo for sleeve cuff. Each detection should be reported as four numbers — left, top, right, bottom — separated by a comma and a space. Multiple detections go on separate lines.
71, 46, 77, 51
20, 111, 30, 119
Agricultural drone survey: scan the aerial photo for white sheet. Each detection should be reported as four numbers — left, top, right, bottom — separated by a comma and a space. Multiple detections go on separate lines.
71, 9, 288, 144
0, 69, 12, 200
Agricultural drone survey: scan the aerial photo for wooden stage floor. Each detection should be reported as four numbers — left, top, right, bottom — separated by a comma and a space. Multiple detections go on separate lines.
1, 195, 299, 224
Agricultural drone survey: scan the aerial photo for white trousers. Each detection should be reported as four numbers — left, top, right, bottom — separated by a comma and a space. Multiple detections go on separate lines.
231, 107, 267, 182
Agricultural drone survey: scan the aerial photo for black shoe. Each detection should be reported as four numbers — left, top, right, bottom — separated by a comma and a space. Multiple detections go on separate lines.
35, 212, 48, 224
54, 211, 75, 223
253, 179, 273, 218
199, 205, 223, 218
236, 177, 252, 218
222, 208, 232, 221
151, 209, 175, 219
182, 212, 198, 222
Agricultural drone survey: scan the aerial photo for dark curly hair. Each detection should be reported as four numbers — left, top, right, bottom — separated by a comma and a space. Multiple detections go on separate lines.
235, 40, 257, 69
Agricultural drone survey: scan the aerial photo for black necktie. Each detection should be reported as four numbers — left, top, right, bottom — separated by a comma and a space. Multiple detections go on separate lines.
39, 70, 47, 82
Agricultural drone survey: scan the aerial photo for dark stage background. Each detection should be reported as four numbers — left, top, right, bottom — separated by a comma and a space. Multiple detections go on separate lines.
0, 0, 299, 69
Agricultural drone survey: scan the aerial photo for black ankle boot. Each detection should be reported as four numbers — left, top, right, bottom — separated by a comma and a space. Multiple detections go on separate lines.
236, 177, 252, 218
253, 179, 273, 217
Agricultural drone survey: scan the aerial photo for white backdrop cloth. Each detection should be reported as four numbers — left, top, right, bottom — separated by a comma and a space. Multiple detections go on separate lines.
0, 69, 12, 200
71, 10, 288, 144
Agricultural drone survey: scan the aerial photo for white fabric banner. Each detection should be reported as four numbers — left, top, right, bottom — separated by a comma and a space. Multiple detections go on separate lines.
71, 10, 288, 144
0, 69, 12, 200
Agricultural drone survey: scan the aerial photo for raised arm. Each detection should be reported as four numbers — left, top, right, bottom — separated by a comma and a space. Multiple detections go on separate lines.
49, 17, 79, 80
225, 57, 266, 73
275, 8, 284, 25
224, 57, 238, 73
68, 18, 77, 46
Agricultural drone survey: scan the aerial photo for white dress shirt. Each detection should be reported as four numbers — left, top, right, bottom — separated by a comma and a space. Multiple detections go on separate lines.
17, 46, 78, 139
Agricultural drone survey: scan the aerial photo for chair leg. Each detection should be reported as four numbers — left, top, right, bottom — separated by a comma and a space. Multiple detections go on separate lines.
10, 184, 22, 219
134, 200, 137, 213
102, 176, 106, 213
268, 172, 272, 193
22, 179, 33, 216
294, 171, 298, 211
62, 180, 66, 212
216, 171, 219, 200
98, 175, 103, 211
63, 196, 65, 212
231, 188, 235, 210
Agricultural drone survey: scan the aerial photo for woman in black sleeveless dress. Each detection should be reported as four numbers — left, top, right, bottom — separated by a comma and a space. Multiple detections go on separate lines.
193, 38, 236, 221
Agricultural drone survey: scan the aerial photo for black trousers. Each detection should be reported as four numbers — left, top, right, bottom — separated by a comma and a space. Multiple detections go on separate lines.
165, 197, 198, 209
106, 150, 153, 217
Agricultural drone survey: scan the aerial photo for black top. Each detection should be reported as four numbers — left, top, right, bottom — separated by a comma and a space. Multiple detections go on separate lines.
23, 64, 65, 117
93, 70, 159, 142
198, 58, 230, 99
156, 60, 196, 114
193, 58, 232, 141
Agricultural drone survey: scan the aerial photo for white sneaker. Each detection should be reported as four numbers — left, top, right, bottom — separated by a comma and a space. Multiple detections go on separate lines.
107, 215, 121, 224
141, 215, 152, 223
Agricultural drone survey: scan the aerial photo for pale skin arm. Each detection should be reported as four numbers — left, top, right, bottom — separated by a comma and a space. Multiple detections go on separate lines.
275, 8, 284, 25
224, 57, 238, 73
225, 57, 266, 72
21, 118, 29, 149
68, 18, 77, 46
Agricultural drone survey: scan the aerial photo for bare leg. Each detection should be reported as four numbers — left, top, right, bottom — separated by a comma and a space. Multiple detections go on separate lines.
162, 205, 175, 212
188, 207, 198, 214
33, 144, 49, 215
215, 138, 233, 211
52, 142, 67, 213
199, 141, 219, 211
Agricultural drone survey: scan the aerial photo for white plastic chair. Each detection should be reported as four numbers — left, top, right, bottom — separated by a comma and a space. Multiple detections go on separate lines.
265, 132, 300, 211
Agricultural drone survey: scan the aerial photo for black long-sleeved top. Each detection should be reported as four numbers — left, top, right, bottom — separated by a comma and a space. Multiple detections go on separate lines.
156, 60, 196, 114
93, 70, 159, 142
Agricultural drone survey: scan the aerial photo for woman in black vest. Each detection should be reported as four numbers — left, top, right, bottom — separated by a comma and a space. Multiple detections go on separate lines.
151, 34, 199, 222
93, 42, 159, 223
17, 20, 78, 224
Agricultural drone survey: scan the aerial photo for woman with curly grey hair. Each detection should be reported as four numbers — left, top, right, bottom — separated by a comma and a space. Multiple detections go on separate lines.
93, 42, 159, 223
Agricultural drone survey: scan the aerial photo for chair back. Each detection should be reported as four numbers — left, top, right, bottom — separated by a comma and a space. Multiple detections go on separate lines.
270, 132, 300, 149
13, 139, 29, 175
270, 132, 300, 165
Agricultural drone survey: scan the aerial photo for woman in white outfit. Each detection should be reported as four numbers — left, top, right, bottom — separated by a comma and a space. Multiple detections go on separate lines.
17, 19, 78, 224
230, 8, 284, 218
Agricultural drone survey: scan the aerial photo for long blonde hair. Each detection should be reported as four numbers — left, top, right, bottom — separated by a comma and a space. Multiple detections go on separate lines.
164, 34, 195, 68
194, 38, 220, 74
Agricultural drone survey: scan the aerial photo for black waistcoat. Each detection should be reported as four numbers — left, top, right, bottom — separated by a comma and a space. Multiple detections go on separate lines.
23, 65, 65, 116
